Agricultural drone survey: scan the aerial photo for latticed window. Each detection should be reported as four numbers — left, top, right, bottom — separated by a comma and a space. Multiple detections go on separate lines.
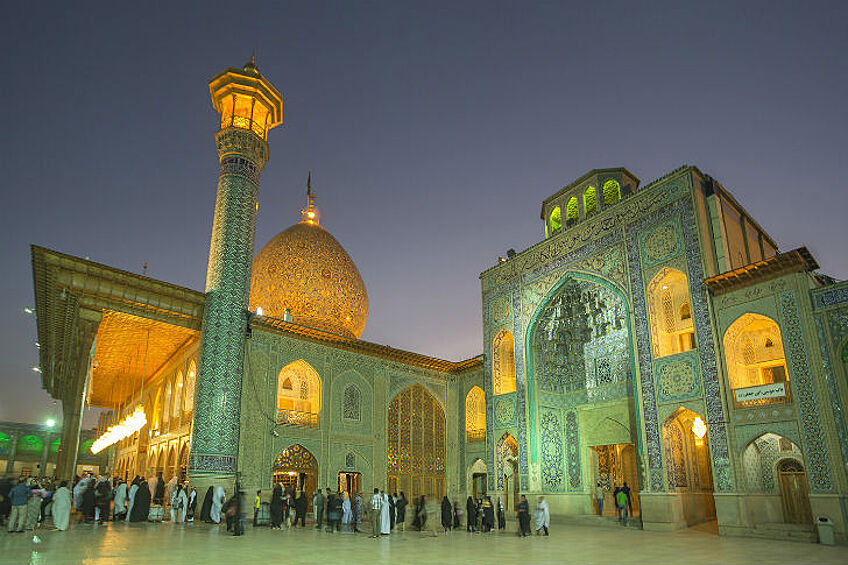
647, 268, 695, 358
492, 330, 516, 395
276, 360, 321, 427
300, 381, 309, 400
662, 290, 675, 333
465, 386, 486, 442
723, 313, 789, 407
386, 384, 445, 501
342, 385, 361, 421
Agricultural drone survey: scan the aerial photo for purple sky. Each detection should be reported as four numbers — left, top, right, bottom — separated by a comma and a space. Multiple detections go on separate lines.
1, 1, 846, 426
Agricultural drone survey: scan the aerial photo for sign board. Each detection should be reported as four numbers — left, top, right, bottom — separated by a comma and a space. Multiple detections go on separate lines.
734, 382, 787, 403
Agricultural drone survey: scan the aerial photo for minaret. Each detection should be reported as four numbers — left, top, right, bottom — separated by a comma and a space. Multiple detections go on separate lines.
189, 58, 283, 485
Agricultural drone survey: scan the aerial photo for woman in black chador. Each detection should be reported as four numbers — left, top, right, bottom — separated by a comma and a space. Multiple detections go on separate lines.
440, 496, 452, 533
465, 496, 477, 532
395, 492, 408, 531
129, 480, 151, 522
199, 486, 214, 522
269, 484, 283, 529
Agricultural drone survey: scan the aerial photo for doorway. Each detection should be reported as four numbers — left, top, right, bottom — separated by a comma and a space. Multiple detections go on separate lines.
590, 443, 640, 515
777, 459, 812, 524
472, 473, 487, 500
338, 471, 361, 495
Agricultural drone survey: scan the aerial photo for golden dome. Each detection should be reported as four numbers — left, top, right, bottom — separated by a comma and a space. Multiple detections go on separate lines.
249, 218, 369, 338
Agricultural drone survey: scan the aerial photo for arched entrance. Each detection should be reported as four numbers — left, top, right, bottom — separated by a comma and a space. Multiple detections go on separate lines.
496, 433, 519, 510
386, 384, 446, 500
740, 432, 811, 525
662, 408, 715, 526
467, 458, 488, 500
273, 444, 317, 496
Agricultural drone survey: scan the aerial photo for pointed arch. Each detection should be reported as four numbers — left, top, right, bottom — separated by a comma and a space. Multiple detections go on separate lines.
184, 360, 197, 413
602, 179, 621, 205
162, 380, 172, 424
465, 386, 486, 442
661, 407, 715, 524
549, 206, 562, 235
173, 370, 184, 418
566, 196, 579, 224
647, 267, 695, 357
277, 360, 322, 427
723, 313, 788, 406
386, 384, 446, 500
583, 185, 598, 215
492, 330, 516, 395
151, 388, 163, 431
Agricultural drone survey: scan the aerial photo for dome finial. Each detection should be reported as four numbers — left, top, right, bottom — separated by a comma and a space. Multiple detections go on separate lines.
301, 171, 319, 225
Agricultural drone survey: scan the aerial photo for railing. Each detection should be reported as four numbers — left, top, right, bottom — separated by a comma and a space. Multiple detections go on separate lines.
733, 381, 791, 409
276, 409, 318, 428
466, 429, 486, 442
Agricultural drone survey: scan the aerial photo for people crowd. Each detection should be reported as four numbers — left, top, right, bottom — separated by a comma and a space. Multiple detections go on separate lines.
0, 472, 626, 539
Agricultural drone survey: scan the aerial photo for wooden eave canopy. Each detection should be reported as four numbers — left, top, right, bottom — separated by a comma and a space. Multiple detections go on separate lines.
704, 247, 819, 295
31, 246, 205, 404
252, 316, 483, 375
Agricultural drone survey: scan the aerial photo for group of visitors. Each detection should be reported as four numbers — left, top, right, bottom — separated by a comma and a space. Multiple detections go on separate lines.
594, 481, 634, 526
4, 473, 562, 540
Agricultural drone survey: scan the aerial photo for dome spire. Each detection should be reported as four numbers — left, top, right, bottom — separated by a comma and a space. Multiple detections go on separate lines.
301, 171, 319, 225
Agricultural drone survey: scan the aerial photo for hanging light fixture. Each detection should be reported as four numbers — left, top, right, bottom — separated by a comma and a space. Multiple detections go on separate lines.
90, 406, 148, 454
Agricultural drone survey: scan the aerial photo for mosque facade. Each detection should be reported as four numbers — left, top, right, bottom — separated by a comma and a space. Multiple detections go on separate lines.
29, 60, 848, 542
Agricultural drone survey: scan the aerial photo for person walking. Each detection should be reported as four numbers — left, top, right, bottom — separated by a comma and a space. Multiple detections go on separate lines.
171, 484, 188, 523
369, 488, 382, 538
51, 481, 72, 531
269, 484, 283, 529
516, 495, 531, 537
293, 490, 306, 528
253, 490, 262, 527
622, 482, 633, 516
395, 492, 407, 532
353, 492, 363, 533
113, 479, 127, 521
616, 488, 628, 526
595, 482, 604, 516
465, 496, 476, 532
440, 496, 452, 533
534, 496, 550, 536
6, 479, 30, 533
496, 497, 506, 530
313, 488, 324, 529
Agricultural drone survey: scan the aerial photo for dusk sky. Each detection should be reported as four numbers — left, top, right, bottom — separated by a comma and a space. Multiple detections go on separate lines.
1, 1, 846, 426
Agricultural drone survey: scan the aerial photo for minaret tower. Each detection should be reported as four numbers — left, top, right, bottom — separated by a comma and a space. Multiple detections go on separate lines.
189, 58, 283, 485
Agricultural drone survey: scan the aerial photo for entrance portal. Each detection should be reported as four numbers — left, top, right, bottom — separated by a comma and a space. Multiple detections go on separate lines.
496, 433, 519, 510
273, 444, 318, 497
338, 471, 361, 496
590, 443, 640, 515
662, 408, 715, 526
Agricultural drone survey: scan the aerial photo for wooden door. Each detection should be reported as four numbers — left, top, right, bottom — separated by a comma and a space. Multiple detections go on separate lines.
777, 459, 812, 524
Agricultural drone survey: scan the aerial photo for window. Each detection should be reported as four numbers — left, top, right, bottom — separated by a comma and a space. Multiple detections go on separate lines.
276, 360, 322, 427
342, 385, 361, 421
723, 313, 789, 407
465, 386, 486, 442
647, 268, 695, 357
602, 179, 621, 205
184, 360, 197, 413
549, 206, 562, 234
492, 330, 516, 395
566, 197, 579, 224
162, 381, 172, 424
583, 186, 598, 215
172, 371, 184, 418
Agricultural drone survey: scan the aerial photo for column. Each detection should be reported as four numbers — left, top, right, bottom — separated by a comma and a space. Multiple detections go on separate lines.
5, 433, 17, 475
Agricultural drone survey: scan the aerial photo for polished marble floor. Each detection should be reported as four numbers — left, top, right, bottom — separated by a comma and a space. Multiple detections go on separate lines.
2, 519, 846, 565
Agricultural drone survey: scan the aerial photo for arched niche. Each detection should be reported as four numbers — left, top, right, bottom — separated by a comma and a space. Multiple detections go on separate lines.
647, 267, 695, 358
465, 386, 486, 442
276, 359, 322, 427
492, 330, 516, 395
723, 313, 788, 407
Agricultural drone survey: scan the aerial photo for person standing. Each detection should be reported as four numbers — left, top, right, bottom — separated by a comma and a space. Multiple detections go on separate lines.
595, 482, 604, 516
269, 484, 283, 529
440, 496, 452, 533
295, 490, 307, 527
481, 496, 495, 532
353, 491, 363, 533
380, 490, 391, 535
368, 488, 382, 538
534, 496, 550, 536
129, 479, 151, 522
94, 475, 111, 523
51, 481, 72, 531
126, 478, 139, 523
171, 484, 188, 523
616, 488, 628, 526
80, 480, 95, 523
622, 482, 633, 516
516, 495, 531, 537
313, 488, 324, 529
388, 493, 396, 530
199, 486, 214, 522
497, 497, 506, 530
187, 485, 197, 523
113, 479, 127, 521
7, 479, 30, 533
395, 492, 407, 532
253, 490, 262, 527
341, 492, 352, 531
210, 486, 225, 524
465, 496, 476, 532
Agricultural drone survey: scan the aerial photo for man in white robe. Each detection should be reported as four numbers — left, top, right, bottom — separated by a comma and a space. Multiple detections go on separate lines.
171, 486, 188, 523
113, 480, 127, 520
380, 491, 391, 535
341, 493, 352, 530
534, 496, 550, 535
51, 481, 72, 531
165, 476, 178, 514
210, 486, 225, 524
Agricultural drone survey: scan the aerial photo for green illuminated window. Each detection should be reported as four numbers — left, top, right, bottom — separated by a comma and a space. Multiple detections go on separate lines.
584, 186, 597, 215
566, 197, 578, 223
603, 179, 621, 205
550, 206, 562, 234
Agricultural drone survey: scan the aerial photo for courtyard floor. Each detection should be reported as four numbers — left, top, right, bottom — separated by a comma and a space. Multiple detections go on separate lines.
2, 519, 846, 565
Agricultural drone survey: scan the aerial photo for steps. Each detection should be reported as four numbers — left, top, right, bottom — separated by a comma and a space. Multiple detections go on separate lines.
552, 513, 643, 530
748, 522, 817, 543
